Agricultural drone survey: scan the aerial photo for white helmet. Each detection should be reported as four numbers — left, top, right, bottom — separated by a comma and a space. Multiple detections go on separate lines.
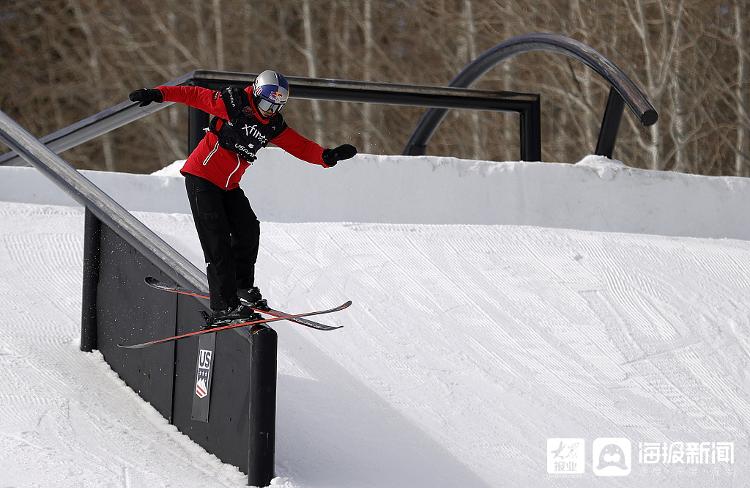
251, 70, 290, 116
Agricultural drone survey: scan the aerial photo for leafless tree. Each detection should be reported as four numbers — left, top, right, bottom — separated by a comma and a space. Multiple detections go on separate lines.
0, 0, 747, 177
734, 0, 749, 175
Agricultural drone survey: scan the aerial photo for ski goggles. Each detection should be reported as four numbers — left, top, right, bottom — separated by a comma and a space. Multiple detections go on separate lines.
256, 97, 285, 115
254, 84, 288, 115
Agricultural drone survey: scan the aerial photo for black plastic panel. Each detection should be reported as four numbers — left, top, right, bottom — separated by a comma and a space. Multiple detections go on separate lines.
96, 224, 177, 420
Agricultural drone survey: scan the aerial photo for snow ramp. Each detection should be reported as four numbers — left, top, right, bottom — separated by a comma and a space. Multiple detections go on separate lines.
0, 198, 748, 487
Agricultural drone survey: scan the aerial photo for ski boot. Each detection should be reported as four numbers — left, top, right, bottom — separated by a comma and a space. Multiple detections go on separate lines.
202, 302, 262, 329
237, 286, 269, 311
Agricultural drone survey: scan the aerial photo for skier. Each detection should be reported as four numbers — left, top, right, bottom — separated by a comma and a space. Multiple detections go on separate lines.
129, 70, 357, 326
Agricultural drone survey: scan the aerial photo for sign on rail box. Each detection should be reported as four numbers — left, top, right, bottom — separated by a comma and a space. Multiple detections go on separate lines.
191, 333, 216, 422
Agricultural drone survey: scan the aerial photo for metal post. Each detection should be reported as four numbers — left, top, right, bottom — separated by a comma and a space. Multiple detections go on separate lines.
80, 207, 101, 352
188, 107, 210, 154
520, 98, 542, 161
404, 143, 426, 156
247, 325, 278, 487
595, 88, 626, 158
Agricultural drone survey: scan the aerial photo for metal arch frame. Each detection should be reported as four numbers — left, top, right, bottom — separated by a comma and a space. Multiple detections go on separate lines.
0, 33, 658, 166
403, 32, 659, 158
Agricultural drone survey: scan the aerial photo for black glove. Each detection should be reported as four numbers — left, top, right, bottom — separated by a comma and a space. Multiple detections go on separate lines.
129, 88, 163, 107
322, 144, 357, 167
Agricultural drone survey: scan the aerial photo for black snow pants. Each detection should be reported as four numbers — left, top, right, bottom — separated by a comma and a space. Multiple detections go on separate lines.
184, 174, 260, 311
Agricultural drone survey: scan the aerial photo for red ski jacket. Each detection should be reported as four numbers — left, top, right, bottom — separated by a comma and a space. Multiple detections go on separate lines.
156, 85, 328, 190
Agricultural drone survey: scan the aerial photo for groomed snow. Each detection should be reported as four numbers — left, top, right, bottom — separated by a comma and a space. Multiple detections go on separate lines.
1, 156, 749, 487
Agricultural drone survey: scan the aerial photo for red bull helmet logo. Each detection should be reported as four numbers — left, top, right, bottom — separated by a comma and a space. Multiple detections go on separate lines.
255, 84, 288, 102
268, 90, 284, 102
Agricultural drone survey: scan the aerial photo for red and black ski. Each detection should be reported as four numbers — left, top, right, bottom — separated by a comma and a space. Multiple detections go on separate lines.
118, 300, 351, 349
144, 276, 340, 331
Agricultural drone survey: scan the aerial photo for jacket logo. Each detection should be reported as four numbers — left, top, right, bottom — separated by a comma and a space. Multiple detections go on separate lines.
241, 124, 268, 144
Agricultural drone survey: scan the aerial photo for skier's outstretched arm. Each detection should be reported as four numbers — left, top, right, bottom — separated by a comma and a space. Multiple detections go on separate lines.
272, 127, 357, 168
129, 86, 229, 119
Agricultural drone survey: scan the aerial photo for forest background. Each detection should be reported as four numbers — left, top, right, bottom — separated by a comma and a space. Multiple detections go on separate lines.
0, 0, 748, 176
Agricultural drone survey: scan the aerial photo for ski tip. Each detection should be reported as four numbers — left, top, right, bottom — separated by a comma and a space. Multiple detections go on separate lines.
317, 323, 344, 331
144, 276, 159, 285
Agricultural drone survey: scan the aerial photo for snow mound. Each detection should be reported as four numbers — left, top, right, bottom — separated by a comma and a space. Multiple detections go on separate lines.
574, 154, 628, 180
152, 159, 186, 176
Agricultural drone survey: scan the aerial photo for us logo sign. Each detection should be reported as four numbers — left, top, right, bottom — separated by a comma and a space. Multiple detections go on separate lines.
191, 335, 216, 423
195, 349, 213, 399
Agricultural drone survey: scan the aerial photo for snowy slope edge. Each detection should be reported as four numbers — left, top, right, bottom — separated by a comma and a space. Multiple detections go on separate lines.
1, 149, 749, 239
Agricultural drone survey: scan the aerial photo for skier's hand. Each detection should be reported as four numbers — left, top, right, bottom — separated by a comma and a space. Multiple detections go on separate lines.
322, 144, 357, 167
129, 88, 163, 107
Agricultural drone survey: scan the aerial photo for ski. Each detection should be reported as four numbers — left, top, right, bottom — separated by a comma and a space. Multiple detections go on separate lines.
117, 300, 351, 349
144, 276, 341, 331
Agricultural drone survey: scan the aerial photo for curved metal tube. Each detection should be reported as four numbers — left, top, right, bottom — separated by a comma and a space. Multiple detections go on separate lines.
404, 32, 658, 155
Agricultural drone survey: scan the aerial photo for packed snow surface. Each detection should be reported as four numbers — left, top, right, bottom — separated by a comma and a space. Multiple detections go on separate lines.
0, 156, 749, 487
